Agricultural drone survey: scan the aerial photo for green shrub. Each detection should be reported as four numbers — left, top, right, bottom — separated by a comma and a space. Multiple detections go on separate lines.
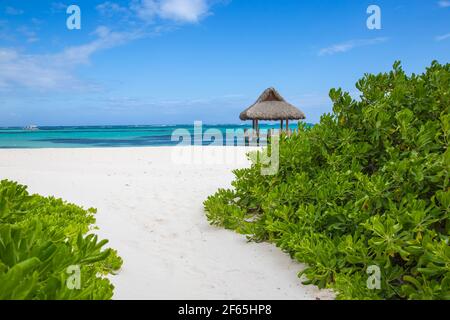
204, 61, 450, 300
0, 180, 123, 300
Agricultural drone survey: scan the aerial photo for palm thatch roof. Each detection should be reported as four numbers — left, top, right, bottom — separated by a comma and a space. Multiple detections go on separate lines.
240, 87, 306, 121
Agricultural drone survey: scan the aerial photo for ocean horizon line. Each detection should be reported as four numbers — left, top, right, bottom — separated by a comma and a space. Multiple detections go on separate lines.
0, 123, 313, 149
0, 122, 312, 130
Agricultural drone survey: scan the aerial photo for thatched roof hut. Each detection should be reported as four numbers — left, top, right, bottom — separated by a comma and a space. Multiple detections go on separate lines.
240, 87, 305, 121
240, 87, 305, 132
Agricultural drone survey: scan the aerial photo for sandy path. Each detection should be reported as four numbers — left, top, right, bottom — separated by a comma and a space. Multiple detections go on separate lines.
0, 147, 333, 300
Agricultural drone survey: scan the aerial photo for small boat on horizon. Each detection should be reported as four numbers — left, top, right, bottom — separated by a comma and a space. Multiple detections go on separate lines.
23, 125, 39, 131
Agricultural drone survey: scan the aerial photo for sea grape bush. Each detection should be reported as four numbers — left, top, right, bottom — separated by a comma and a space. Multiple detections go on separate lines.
0, 180, 122, 300
204, 61, 450, 300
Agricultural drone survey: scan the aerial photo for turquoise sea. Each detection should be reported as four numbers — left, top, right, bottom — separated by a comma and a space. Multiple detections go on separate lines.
0, 124, 304, 149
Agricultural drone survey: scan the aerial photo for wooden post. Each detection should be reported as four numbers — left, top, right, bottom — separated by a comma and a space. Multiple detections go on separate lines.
286, 119, 289, 136
280, 120, 284, 131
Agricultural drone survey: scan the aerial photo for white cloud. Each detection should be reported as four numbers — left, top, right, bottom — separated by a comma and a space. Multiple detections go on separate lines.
0, 48, 79, 91
438, 1, 450, 8
159, 0, 209, 22
56, 26, 144, 65
97, 1, 131, 17
97, 2, 129, 14
132, 0, 210, 23
436, 33, 450, 41
0, 26, 147, 91
319, 38, 388, 56
50, 2, 68, 13
1, 0, 226, 91
5, 6, 24, 15
17, 26, 40, 43
0, 20, 12, 41
97, 0, 213, 23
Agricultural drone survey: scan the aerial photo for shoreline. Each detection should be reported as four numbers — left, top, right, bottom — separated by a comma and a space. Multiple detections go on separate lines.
0, 147, 334, 300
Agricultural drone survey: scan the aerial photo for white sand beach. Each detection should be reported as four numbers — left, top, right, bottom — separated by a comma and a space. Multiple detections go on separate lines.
0, 147, 334, 300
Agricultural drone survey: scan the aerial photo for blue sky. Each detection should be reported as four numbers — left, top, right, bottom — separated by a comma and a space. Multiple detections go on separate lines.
0, 0, 449, 126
